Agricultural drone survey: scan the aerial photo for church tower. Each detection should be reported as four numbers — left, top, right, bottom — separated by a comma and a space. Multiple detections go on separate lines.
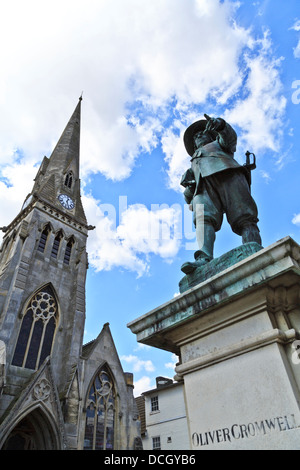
0, 99, 141, 450
0, 97, 88, 393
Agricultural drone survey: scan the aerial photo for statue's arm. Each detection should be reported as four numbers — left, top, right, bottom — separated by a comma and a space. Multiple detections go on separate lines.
204, 114, 237, 155
183, 186, 194, 204
181, 169, 196, 204
217, 120, 237, 154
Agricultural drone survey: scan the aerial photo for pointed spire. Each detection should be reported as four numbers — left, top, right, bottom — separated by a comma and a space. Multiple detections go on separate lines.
47, 97, 82, 178
30, 98, 87, 225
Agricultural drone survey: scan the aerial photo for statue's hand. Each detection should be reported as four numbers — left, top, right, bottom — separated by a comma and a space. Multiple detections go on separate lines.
204, 114, 224, 132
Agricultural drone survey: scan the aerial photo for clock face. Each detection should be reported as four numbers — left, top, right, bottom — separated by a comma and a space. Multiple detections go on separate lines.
22, 194, 33, 210
58, 194, 75, 210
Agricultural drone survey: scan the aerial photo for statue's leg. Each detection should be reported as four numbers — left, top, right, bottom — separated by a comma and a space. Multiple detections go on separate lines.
241, 223, 262, 245
181, 189, 221, 274
181, 223, 216, 274
219, 170, 262, 246
194, 223, 216, 260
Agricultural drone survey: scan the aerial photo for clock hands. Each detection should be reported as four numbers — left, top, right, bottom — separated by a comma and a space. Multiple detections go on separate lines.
58, 194, 75, 210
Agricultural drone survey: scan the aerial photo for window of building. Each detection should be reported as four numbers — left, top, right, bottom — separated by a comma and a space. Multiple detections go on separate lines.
84, 367, 115, 450
0, 231, 16, 266
12, 285, 58, 370
51, 232, 62, 259
37, 226, 50, 253
151, 395, 159, 412
63, 238, 74, 265
152, 436, 161, 450
64, 172, 73, 189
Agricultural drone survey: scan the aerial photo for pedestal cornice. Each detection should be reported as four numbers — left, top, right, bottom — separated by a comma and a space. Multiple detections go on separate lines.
127, 237, 300, 354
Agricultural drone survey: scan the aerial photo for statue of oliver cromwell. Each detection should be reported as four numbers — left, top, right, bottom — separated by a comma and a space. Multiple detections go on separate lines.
181, 114, 262, 274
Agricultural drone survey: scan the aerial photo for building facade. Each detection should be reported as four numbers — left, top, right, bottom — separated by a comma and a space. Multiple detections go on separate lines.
0, 99, 141, 450
137, 377, 190, 450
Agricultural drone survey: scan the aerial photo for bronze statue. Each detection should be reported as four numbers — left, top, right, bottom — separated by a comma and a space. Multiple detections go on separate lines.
181, 114, 261, 274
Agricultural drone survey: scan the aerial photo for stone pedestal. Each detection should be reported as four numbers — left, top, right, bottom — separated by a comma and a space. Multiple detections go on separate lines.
128, 237, 300, 450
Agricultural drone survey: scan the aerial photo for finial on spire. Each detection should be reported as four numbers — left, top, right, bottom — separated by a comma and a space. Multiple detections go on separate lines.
79, 91, 83, 101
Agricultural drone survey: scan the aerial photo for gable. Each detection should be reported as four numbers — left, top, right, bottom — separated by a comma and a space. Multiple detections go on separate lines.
82, 323, 131, 398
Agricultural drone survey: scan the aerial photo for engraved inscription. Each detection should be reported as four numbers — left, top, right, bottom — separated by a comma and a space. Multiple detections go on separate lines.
192, 413, 300, 447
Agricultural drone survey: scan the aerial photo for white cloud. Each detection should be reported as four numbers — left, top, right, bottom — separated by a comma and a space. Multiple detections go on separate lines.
159, 29, 286, 191
134, 343, 152, 352
292, 214, 300, 226
0, 161, 38, 233
164, 353, 179, 370
85, 194, 182, 276
0, 1, 285, 184
161, 125, 190, 193
259, 170, 272, 184
291, 20, 300, 31
132, 376, 154, 397
294, 42, 300, 59
0, 0, 288, 268
120, 354, 155, 373
290, 19, 300, 58
224, 31, 286, 159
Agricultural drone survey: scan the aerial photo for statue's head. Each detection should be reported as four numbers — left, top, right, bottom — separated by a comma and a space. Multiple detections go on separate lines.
193, 130, 213, 150
183, 119, 217, 156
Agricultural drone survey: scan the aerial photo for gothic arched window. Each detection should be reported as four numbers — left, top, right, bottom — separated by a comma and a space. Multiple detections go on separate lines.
0, 231, 16, 266
63, 238, 74, 265
84, 367, 115, 450
64, 172, 73, 189
12, 285, 58, 370
37, 225, 50, 253
51, 231, 63, 259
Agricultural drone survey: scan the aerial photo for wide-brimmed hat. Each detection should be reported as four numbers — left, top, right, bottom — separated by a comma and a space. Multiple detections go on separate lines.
183, 119, 217, 156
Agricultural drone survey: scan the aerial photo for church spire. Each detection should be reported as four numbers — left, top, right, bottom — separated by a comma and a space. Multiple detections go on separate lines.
46, 97, 82, 179
29, 97, 87, 224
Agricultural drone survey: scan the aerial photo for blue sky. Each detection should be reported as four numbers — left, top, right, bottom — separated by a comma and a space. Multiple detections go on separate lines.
0, 0, 300, 395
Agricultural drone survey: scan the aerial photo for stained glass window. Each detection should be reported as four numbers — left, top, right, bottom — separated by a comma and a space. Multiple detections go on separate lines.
84, 368, 115, 450
12, 285, 58, 370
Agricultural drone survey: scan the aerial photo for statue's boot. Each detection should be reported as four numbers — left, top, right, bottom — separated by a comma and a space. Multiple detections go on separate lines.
241, 224, 262, 245
181, 225, 215, 274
